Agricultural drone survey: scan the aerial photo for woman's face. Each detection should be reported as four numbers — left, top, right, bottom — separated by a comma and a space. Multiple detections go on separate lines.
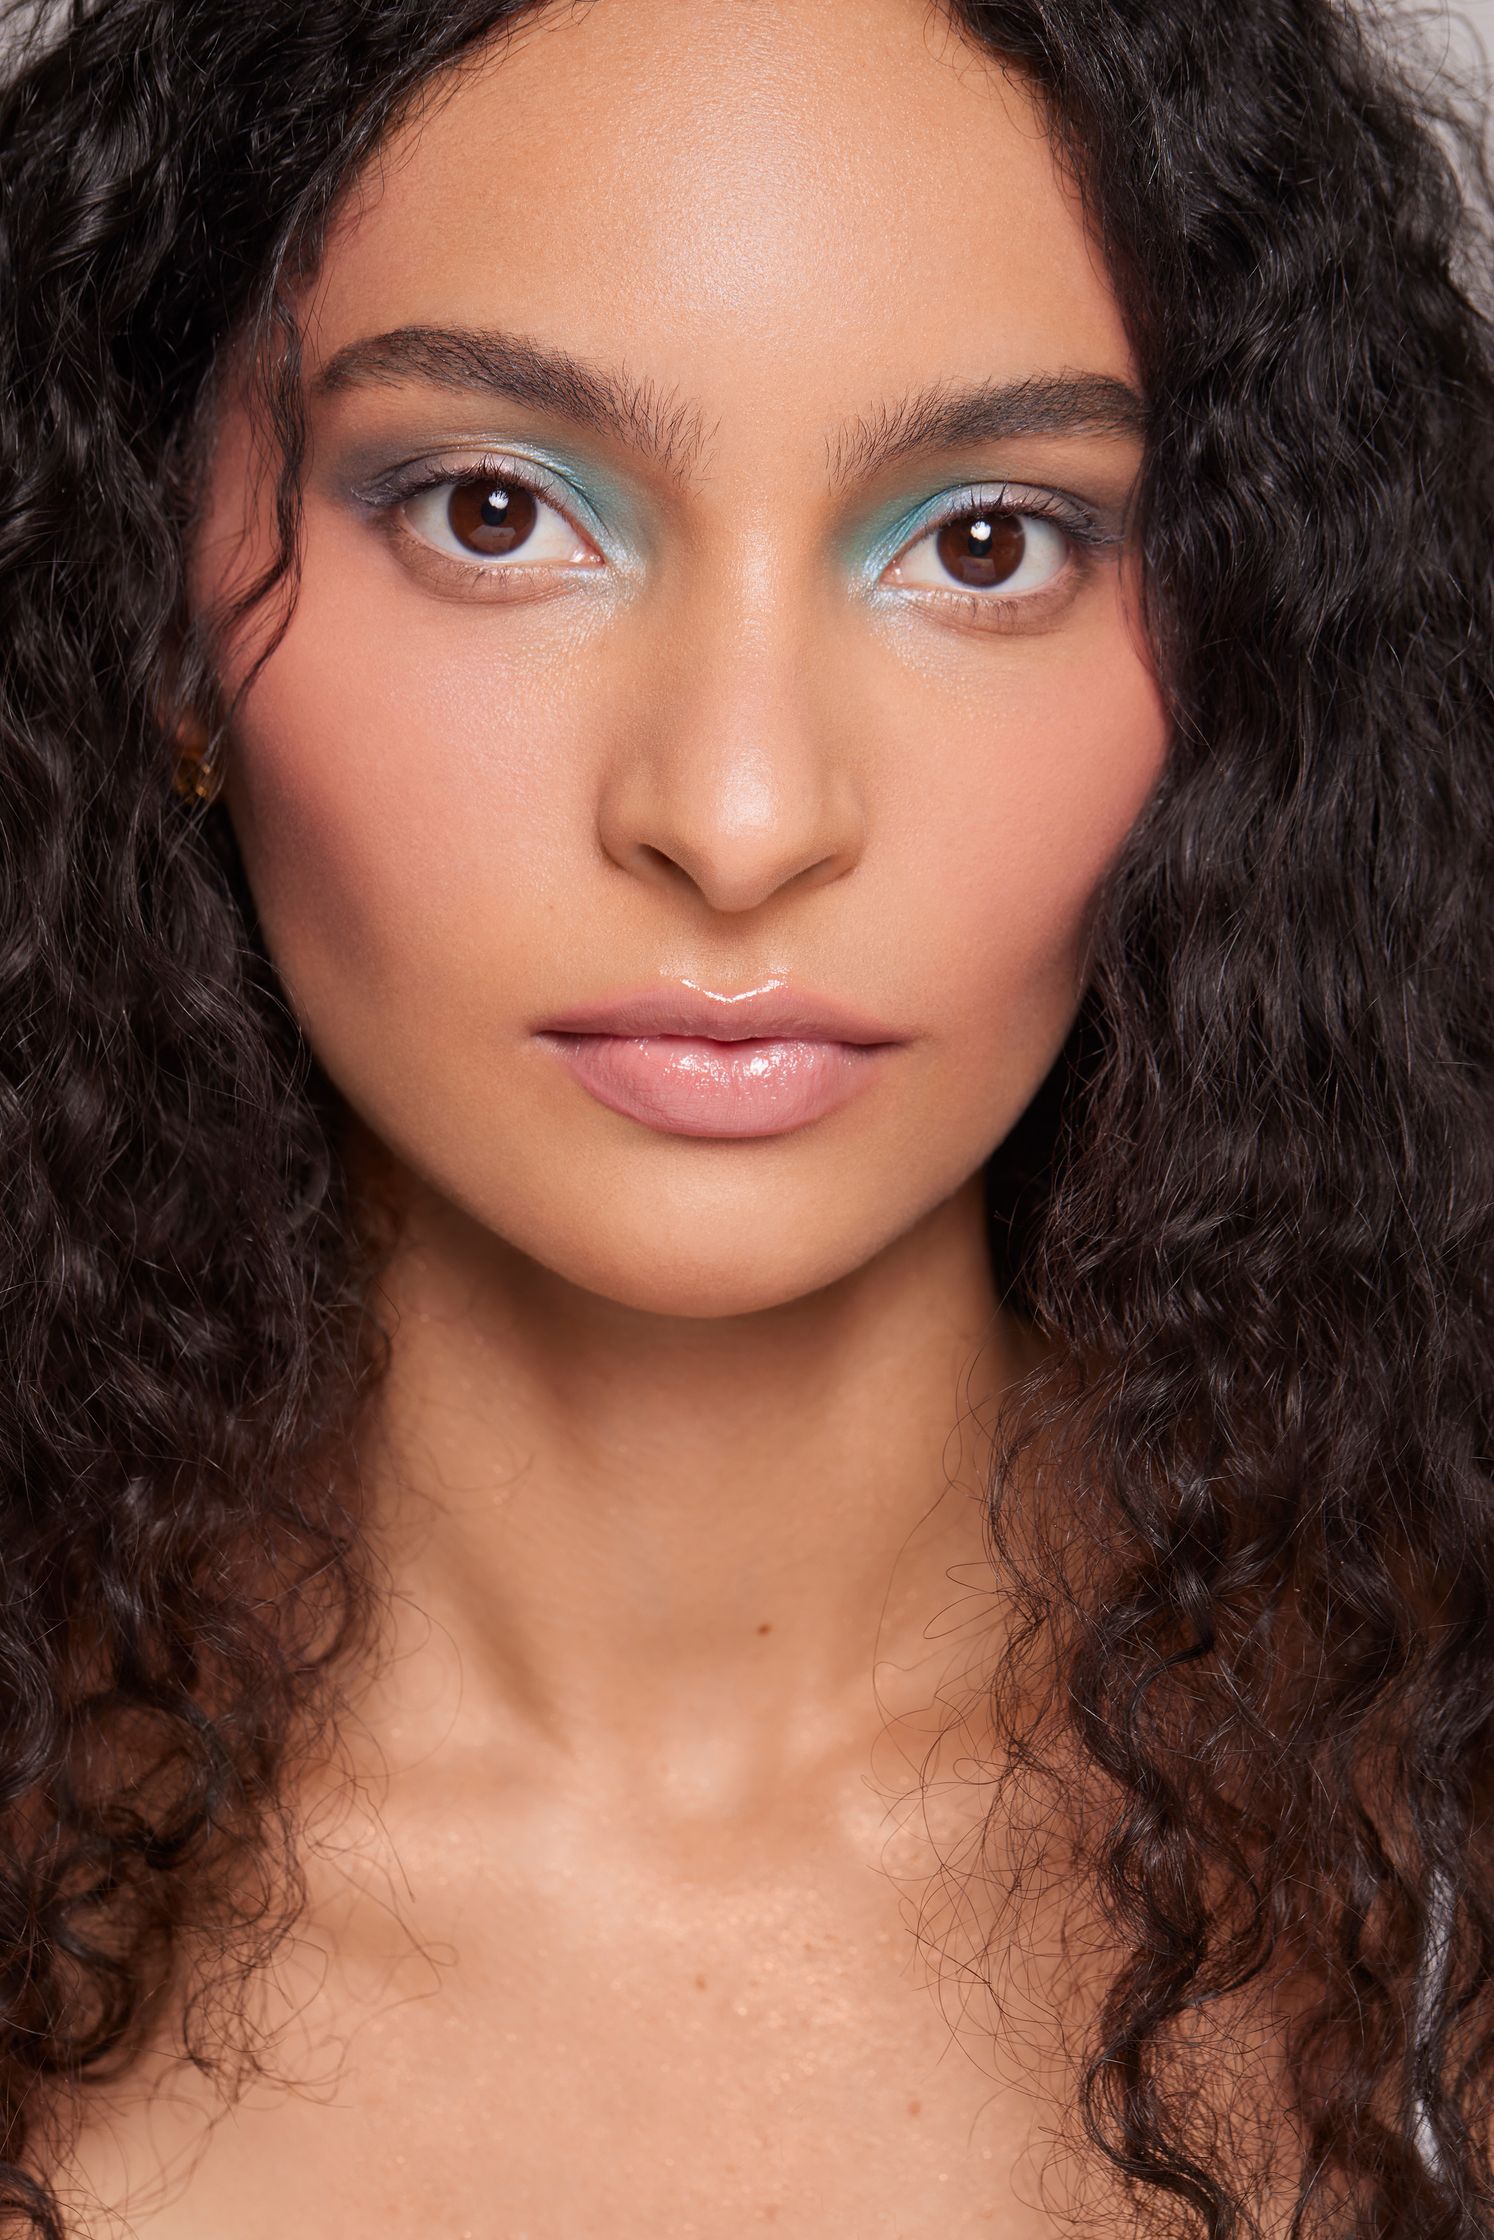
198, 0, 1168, 1317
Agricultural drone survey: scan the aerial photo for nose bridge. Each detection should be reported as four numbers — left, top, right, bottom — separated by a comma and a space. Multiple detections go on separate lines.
596, 562, 864, 916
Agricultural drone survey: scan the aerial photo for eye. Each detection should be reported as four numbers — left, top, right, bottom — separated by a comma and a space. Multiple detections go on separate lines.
885, 506, 1070, 598
400, 473, 600, 568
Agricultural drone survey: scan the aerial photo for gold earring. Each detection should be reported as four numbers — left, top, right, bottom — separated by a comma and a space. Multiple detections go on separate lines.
171, 710, 223, 805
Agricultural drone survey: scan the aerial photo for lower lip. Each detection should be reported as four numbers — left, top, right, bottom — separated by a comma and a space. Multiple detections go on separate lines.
537, 1033, 889, 1139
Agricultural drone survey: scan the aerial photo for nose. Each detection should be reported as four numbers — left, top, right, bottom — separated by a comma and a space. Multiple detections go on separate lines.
595, 587, 865, 917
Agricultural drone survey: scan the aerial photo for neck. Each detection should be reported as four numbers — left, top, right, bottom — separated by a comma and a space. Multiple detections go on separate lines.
352, 1160, 1031, 1797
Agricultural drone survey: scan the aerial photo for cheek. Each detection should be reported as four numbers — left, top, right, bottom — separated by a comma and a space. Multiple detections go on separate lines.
896, 607, 1169, 1092
221, 552, 603, 1055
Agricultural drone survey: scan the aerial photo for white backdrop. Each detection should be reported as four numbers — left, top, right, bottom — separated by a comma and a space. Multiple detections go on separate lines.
1439, 0, 1493, 66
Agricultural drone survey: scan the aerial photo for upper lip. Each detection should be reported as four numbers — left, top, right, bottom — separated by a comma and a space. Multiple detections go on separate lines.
535, 986, 900, 1045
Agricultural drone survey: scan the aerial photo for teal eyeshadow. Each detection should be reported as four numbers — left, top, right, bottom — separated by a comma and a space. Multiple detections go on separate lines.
846, 494, 942, 585
337, 437, 647, 561
845, 485, 1028, 587
847, 484, 1124, 591
461, 444, 645, 561
528, 449, 639, 544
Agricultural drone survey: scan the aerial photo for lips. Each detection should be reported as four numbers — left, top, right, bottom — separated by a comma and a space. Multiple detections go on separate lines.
532, 986, 901, 1140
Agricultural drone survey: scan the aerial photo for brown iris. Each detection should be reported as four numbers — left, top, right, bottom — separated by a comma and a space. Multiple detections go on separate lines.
445, 478, 538, 556
934, 510, 1026, 588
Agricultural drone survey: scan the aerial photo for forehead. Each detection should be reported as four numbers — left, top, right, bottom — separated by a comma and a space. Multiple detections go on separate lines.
306, 0, 1134, 434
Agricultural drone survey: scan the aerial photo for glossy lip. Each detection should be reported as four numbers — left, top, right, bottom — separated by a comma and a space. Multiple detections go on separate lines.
532, 984, 905, 1140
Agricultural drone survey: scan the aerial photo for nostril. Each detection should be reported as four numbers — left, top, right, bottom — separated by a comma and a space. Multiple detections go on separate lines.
635, 842, 701, 889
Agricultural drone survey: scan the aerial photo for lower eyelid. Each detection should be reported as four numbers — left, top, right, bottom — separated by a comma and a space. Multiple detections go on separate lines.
375, 517, 605, 605
874, 543, 1107, 634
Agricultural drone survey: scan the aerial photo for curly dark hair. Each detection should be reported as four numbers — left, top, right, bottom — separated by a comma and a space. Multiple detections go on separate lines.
0, 0, 1489, 2231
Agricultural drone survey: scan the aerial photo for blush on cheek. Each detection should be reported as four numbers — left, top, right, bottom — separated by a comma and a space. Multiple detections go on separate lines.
226, 660, 437, 1020
938, 636, 1170, 1015
220, 559, 586, 1034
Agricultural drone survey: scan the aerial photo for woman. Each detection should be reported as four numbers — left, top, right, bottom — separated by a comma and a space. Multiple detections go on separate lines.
0, 0, 1488, 2231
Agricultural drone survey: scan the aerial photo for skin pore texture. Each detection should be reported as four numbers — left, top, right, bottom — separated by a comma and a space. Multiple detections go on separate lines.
68, 0, 1172, 2233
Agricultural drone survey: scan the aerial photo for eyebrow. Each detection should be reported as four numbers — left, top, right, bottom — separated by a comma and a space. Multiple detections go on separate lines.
825, 369, 1145, 491
314, 325, 711, 484
313, 324, 1145, 492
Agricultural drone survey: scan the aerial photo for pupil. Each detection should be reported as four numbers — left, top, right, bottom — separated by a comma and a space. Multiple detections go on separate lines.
934, 511, 1025, 588
446, 479, 538, 556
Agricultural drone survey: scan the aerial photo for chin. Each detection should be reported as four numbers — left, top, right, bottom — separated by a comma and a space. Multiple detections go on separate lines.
563, 1254, 848, 1321
526, 1217, 886, 1321
473, 1172, 927, 1322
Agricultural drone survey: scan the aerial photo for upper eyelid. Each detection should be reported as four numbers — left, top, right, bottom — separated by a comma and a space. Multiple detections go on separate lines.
354, 449, 607, 544
881, 482, 1118, 564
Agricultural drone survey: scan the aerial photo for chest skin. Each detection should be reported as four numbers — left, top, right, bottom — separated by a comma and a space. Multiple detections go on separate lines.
62, 1743, 1118, 2240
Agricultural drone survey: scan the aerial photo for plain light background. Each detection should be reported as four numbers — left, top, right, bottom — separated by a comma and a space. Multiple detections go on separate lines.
1428, 0, 1493, 77
1449, 0, 1493, 46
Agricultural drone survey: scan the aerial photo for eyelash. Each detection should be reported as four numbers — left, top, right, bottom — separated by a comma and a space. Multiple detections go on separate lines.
356, 452, 1119, 622
879, 484, 1117, 623
357, 451, 605, 570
